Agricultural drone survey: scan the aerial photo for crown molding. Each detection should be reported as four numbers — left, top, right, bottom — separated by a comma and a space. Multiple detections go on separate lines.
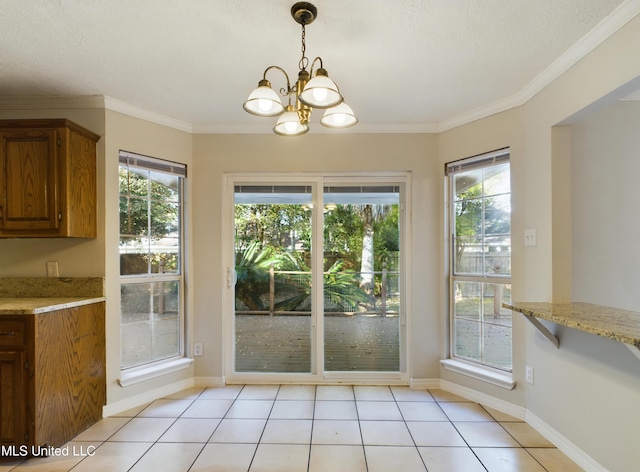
0, 95, 195, 133
519, 0, 640, 102
438, 0, 640, 132
103, 97, 193, 133
437, 94, 526, 132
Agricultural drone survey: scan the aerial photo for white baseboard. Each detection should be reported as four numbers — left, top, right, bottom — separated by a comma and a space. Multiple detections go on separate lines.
432, 379, 606, 472
102, 378, 195, 417
525, 410, 609, 472
439, 379, 526, 420
193, 376, 226, 388
409, 378, 441, 389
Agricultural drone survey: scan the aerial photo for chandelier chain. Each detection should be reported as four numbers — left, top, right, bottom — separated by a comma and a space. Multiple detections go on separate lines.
299, 22, 309, 71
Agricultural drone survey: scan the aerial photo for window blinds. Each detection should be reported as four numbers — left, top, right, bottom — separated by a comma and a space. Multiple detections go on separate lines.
119, 150, 186, 177
445, 148, 509, 175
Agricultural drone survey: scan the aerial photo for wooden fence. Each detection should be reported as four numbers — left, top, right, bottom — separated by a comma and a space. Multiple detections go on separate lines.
235, 266, 400, 317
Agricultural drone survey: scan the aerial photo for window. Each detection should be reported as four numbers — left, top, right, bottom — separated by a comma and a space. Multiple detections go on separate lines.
447, 149, 512, 371
119, 151, 186, 369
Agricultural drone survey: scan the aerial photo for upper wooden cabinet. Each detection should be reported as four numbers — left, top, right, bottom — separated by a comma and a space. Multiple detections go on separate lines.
0, 119, 100, 238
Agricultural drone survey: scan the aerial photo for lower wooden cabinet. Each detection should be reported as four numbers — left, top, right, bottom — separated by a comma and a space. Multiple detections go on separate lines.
0, 349, 27, 448
0, 303, 105, 455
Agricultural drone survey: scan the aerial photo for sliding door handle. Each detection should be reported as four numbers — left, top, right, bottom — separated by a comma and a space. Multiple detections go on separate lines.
227, 267, 237, 288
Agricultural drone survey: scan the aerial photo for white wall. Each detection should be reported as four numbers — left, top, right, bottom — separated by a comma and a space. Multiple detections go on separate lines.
556, 100, 640, 470
524, 16, 640, 472
190, 133, 442, 382
571, 100, 640, 309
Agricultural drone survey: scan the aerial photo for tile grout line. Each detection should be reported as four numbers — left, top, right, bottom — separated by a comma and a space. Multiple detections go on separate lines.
66, 394, 187, 472
186, 386, 241, 471
430, 392, 490, 472
352, 386, 372, 472
484, 404, 551, 472
125, 388, 204, 472
305, 385, 317, 472
246, 384, 280, 472
65, 414, 137, 471
391, 386, 429, 471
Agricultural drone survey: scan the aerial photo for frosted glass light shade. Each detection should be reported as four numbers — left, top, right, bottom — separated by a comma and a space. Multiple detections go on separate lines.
299, 70, 343, 108
243, 84, 285, 117
320, 102, 358, 128
273, 106, 309, 136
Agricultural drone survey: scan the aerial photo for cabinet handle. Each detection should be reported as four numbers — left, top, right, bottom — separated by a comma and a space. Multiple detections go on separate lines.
0, 331, 16, 336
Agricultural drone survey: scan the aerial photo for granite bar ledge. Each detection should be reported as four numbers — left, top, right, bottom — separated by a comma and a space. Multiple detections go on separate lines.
503, 301, 640, 349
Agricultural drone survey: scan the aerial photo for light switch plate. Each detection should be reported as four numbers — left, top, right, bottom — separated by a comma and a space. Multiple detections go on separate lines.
526, 365, 534, 384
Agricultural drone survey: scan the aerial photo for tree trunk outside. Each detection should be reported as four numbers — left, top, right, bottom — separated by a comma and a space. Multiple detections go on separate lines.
360, 205, 375, 304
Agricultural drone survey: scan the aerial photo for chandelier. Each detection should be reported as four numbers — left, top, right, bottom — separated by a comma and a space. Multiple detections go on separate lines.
243, 2, 357, 136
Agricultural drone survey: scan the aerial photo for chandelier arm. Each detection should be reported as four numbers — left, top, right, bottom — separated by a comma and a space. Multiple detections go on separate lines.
309, 57, 324, 77
262, 65, 293, 96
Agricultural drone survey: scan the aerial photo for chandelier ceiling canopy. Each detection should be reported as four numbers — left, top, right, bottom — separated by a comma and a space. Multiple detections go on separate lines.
243, 2, 358, 136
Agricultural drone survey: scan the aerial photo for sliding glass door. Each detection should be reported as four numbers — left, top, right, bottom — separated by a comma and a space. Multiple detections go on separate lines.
233, 184, 315, 373
229, 176, 406, 380
323, 185, 401, 372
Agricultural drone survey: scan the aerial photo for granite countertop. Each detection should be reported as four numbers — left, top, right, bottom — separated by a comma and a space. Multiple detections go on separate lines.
503, 301, 640, 349
0, 297, 106, 315
0, 277, 105, 315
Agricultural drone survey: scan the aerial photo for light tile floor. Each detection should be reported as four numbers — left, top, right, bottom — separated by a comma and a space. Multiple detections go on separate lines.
0, 385, 584, 472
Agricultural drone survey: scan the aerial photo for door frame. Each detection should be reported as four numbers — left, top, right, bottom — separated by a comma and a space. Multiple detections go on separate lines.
222, 172, 412, 385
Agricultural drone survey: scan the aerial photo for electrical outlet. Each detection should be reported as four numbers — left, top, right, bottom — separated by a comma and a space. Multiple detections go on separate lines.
46, 261, 59, 277
524, 228, 537, 247
526, 365, 534, 384
193, 342, 203, 357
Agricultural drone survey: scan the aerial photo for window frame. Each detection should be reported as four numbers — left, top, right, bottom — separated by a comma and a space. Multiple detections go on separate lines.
118, 150, 187, 373
445, 148, 513, 378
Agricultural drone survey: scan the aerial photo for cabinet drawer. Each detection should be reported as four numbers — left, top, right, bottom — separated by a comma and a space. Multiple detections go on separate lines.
0, 319, 26, 345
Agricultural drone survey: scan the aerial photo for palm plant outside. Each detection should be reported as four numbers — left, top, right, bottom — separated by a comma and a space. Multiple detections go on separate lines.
234, 203, 399, 314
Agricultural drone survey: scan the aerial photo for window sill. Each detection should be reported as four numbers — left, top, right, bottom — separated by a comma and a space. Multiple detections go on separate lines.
440, 359, 515, 390
118, 357, 194, 387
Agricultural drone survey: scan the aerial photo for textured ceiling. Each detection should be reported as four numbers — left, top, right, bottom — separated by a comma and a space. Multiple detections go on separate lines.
0, 0, 637, 133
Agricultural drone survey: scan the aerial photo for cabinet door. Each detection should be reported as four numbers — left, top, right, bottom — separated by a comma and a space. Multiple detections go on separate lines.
0, 350, 27, 447
0, 129, 60, 232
